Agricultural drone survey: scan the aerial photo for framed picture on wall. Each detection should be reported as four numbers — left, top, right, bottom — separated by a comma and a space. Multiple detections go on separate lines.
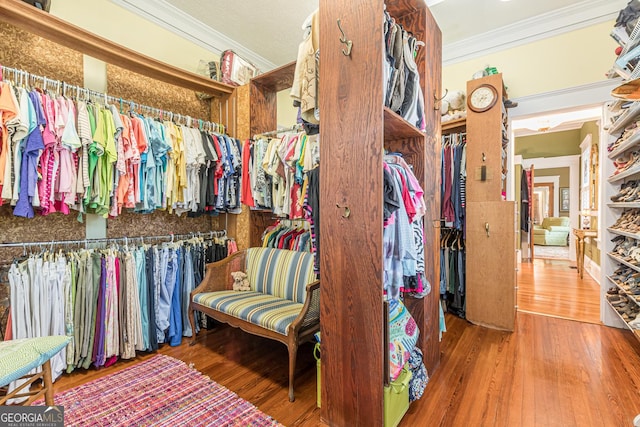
560, 187, 569, 211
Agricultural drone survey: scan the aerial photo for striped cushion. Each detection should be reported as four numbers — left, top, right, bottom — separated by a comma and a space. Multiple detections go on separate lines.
245, 248, 315, 304
194, 291, 303, 336
0, 336, 71, 387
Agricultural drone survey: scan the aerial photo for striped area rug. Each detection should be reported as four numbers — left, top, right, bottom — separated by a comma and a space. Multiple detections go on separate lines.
48, 355, 283, 426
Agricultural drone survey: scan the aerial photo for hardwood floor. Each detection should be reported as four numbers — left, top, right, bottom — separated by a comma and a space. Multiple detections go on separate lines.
517, 259, 601, 324
50, 262, 640, 427
404, 313, 640, 427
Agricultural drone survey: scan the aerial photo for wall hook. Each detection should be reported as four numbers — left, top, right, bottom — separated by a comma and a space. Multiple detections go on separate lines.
336, 204, 351, 219
337, 19, 353, 57
434, 88, 448, 111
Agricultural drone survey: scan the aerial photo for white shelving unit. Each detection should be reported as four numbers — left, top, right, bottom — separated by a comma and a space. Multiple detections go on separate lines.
608, 131, 640, 160
608, 202, 640, 208
603, 26, 640, 333
606, 276, 640, 309
607, 164, 640, 183
608, 227, 640, 239
604, 298, 640, 337
607, 252, 640, 273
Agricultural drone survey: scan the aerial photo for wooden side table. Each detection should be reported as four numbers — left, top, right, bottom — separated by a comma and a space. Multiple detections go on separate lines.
573, 228, 598, 279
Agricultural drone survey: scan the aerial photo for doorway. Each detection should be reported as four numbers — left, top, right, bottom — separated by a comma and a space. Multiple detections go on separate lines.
533, 182, 554, 222
511, 103, 604, 324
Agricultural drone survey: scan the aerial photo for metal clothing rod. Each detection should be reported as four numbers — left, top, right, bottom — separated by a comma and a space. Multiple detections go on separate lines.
0, 230, 227, 249
272, 217, 308, 222
0, 64, 226, 134
256, 124, 304, 138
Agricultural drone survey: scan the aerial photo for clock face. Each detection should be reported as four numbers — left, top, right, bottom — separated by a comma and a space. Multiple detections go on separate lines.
469, 85, 497, 112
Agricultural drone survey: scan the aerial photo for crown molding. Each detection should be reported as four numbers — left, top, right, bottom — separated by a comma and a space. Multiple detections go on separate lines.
443, 0, 626, 66
509, 78, 621, 118
109, 0, 277, 72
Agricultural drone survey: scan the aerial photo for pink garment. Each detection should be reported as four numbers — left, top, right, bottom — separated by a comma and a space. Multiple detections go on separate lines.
396, 171, 416, 224
227, 240, 238, 255
37, 93, 60, 215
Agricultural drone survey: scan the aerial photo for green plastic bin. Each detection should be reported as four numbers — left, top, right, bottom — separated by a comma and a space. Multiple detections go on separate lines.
384, 366, 412, 427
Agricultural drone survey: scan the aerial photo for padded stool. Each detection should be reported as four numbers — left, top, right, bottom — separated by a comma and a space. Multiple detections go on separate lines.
0, 336, 71, 405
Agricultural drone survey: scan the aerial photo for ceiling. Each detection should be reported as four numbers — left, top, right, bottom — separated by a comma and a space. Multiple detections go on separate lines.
163, 0, 610, 68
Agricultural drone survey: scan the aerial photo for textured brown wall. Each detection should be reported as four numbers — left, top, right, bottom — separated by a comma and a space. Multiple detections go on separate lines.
0, 22, 234, 336
106, 65, 210, 119
0, 22, 84, 86
0, 21, 86, 336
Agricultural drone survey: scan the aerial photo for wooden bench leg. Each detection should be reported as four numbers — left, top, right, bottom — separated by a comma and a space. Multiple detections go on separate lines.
42, 360, 54, 406
189, 306, 198, 346
288, 341, 298, 402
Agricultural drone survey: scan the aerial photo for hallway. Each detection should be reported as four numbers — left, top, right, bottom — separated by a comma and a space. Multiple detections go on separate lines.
517, 259, 600, 324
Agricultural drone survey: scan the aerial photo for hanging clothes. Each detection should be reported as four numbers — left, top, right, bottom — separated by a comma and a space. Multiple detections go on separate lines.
5, 233, 231, 394
383, 10, 426, 130
521, 168, 530, 232
439, 229, 465, 318
245, 131, 319, 219
261, 219, 312, 252
383, 154, 429, 301
440, 132, 466, 231
0, 77, 242, 219
440, 132, 466, 319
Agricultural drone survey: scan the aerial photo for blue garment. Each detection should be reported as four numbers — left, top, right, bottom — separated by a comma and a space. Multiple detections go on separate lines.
439, 248, 447, 295
14, 91, 44, 218
182, 247, 195, 337
156, 247, 176, 342
168, 247, 183, 346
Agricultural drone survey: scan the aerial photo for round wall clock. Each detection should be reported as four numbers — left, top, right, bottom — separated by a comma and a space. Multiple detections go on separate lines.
468, 84, 498, 113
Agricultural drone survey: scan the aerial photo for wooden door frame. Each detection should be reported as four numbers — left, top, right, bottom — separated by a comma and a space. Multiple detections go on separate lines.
533, 182, 554, 220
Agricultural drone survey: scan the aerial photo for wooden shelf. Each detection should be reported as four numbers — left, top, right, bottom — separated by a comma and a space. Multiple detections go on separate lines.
607, 164, 640, 183
251, 61, 296, 92
607, 252, 640, 272
609, 102, 640, 135
608, 202, 640, 208
608, 227, 640, 240
606, 276, 640, 309
608, 131, 640, 159
0, 0, 233, 96
441, 117, 466, 133
383, 107, 425, 140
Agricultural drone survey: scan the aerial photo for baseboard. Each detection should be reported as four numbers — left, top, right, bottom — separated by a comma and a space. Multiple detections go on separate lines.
584, 257, 601, 285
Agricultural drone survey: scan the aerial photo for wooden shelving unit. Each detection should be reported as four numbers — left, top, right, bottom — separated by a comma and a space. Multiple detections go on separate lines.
441, 117, 467, 132
0, 0, 233, 97
318, 1, 441, 425
464, 74, 517, 331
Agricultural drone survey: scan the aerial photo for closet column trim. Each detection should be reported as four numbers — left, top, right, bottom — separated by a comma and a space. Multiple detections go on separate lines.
0, 0, 234, 96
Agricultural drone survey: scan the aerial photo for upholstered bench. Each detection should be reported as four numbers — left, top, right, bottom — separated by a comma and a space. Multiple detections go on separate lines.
0, 335, 71, 405
189, 247, 320, 402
